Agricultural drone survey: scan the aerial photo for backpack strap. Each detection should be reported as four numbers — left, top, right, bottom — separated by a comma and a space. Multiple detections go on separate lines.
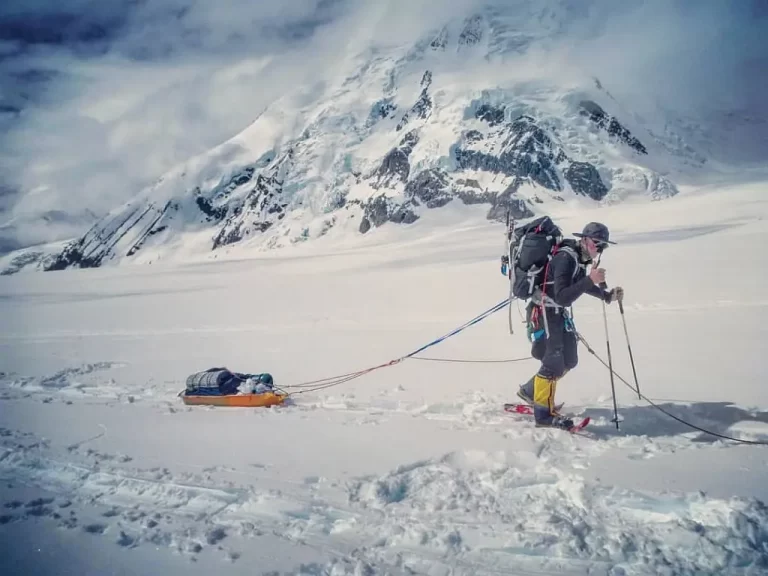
541, 245, 582, 287
556, 245, 584, 282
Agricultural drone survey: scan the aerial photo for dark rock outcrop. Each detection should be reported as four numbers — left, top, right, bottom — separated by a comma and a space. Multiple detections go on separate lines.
374, 148, 409, 186
361, 168, 534, 235
125, 202, 173, 257
458, 15, 483, 46
564, 162, 608, 201
456, 178, 481, 189
455, 115, 562, 191
475, 104, 505, 126
212, 223, 244, 248
455, 189, 495, 205
371, 130, 419, 189
389, 204, 419, 224
487, 188, 535, 222
358, 195, 418, 234
368, 98, 397, 124
399, 130, 419, 152
579, 100, 647, 154
210, 167, 255, 202
47, 231, 113, 270
457, 178, 535, 222
359, 196, 388, 232
213, 160, 289, 249
420, 70, 432, 89
396, 71, 433, 131
405, 169, 452, 208
457, 112, 611, 200
1, 251, 43, 276
45, 201, 173, 270
430, 27, 448, 50
464, 130, 484, 142
195, 189, 227, 222
45, 239, 91, 271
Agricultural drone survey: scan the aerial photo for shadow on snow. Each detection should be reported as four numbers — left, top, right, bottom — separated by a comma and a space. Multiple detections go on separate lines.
582, 401, 768, 444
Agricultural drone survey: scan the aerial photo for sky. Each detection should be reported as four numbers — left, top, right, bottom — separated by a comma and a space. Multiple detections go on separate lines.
0, 0, 766, 252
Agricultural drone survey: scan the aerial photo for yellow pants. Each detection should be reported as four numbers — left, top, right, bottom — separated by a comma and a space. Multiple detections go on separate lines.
533, 374, 558, 416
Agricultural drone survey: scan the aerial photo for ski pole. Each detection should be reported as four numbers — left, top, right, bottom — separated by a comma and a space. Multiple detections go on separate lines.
600, 280, 620, 430
503, 210, 516, 335
618, 299, 642, 400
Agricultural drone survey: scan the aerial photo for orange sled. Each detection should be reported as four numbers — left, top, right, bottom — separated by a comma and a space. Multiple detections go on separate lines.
180, 390, 287, 407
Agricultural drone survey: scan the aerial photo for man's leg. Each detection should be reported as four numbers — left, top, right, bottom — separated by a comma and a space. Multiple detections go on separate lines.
529, 330, 579, 417
563, 329, 578, 372
518, 337, 547, 403
532, 311, 566, 424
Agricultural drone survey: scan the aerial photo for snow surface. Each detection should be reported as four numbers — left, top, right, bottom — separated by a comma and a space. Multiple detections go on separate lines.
1, 180, 768, 575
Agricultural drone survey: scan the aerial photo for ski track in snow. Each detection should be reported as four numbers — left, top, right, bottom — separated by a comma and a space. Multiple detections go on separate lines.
0, 422, 767, 575
1, 386, 767, 574
2, 329, 768, 574
5, 362, 768, 462
0, 362, 127, 395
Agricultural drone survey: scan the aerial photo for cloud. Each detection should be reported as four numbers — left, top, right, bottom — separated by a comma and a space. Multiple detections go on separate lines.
0, 0, 765, 251
565, 1, 767, 109
0, 0, 359, 248
555, 0, 768, 166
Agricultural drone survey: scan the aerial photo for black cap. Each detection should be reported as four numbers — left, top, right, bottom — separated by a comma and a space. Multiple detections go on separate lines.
573, 222, 616, 245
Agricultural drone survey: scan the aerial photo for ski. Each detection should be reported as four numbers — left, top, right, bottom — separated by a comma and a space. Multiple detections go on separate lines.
506, 400, 564, 413
505, 402, 535, 415
503, 403, 590, 433
565, 416, 591, 433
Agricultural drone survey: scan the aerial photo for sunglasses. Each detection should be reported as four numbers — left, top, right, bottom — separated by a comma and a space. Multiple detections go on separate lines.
587, 237, 609, 252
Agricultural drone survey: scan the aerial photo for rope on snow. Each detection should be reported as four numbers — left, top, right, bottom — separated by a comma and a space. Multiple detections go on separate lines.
282, 298, 512, 395
409, 355, 533, 364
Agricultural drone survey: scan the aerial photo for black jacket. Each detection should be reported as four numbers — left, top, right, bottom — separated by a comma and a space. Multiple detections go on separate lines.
543, 240, 609, 308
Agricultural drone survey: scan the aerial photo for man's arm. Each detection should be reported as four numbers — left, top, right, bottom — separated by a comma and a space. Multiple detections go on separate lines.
586, 283, 610, 301
551, 253, 594, 307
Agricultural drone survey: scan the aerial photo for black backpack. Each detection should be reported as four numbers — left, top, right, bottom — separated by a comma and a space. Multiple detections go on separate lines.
507, 216, 564, 300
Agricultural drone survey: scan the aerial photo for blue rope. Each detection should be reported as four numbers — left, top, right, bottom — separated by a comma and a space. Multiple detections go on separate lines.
402, 298, 510, 359
279, 298, 512, 394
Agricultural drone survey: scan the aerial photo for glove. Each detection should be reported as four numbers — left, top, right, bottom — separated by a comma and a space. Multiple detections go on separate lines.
605, 287, 624, 304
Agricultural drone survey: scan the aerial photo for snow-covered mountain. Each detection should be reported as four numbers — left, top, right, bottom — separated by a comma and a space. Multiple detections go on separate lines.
0, 7, 721, 274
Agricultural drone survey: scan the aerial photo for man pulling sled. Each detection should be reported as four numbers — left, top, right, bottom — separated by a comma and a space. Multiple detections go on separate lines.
502, 217, 624, 431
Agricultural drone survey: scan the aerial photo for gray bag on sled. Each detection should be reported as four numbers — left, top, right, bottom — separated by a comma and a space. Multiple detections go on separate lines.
186, 368, 242, 395
185, 367, 274, 396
